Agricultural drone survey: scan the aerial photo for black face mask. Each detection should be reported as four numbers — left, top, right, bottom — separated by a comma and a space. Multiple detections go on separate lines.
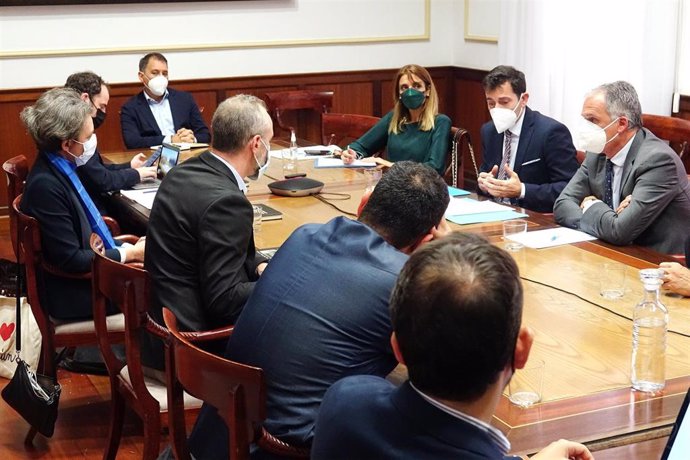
92, 108, 106, 130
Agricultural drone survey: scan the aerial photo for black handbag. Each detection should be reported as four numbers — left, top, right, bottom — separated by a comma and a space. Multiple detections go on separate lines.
1, 228, 61, 437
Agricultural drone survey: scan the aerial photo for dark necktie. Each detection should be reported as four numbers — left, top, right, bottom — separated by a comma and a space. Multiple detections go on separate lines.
498, 130, 513, 180
604, 159, 614, 209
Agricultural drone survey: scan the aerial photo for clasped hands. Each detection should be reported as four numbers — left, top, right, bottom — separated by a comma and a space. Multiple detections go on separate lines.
172, 127, 196, 144
478, 164, 522, 198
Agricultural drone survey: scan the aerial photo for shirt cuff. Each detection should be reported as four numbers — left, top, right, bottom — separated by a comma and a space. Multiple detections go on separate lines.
519, 184, 526, 199
116, 242, 133, 263
582, 199, 601, 214
163, 135, 172, 144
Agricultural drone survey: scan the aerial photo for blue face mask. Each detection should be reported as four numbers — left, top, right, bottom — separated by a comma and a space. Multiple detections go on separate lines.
248, 137, 271, 180
400, 88, 426, 110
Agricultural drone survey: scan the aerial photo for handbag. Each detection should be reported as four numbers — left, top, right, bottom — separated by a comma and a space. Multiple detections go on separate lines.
1, 234, 60, 437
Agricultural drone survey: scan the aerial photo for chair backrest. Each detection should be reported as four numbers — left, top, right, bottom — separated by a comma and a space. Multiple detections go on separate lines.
163, 307, 266, 460
321, 112, 380, 147
642, 113, 690, 158
265, 90, 333, 138
4, 155, 29, 262
90, 233, 161, 400
444, 127, 474, 189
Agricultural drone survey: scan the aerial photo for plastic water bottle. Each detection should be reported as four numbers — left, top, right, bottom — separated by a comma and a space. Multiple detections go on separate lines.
284, 129, 297, 171
630, 268, 668, 393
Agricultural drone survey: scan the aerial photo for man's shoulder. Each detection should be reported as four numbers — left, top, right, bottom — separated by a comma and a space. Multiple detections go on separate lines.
168, 88, 195, 102
122, 91, 145, 109
529, 109, 569, 132
325, 375, 394, 408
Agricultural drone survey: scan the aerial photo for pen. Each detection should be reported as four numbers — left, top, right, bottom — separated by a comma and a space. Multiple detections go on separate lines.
142, 189, 158, 194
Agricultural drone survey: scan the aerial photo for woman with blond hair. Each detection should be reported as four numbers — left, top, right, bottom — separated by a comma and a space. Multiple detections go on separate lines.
341, 64, 451, 174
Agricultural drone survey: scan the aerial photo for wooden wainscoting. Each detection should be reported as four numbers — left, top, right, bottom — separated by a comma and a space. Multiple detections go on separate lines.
0, 66, 493, 215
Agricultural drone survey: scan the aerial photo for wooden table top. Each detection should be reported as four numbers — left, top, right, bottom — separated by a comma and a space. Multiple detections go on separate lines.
102, 148, 689, 457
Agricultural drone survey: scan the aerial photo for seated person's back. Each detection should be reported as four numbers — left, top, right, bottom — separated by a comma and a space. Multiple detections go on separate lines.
187, 161, 450, 459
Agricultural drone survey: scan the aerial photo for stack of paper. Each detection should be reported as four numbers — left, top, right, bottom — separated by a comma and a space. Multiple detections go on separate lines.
504, 227, 597, 249
444, 198, 528, 225
120, 189, 157, 210
314, 157, 377, 168
269, 145, 340, 161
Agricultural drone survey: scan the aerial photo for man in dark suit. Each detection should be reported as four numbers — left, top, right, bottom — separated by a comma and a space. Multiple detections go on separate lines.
312, 233, 593, 460
186, 162, 451, 459
478, 65, 579, 213
120, 52, 210, 149
554, 81, 690, 255
144, 94, 270, 369
65, 72, 156, 200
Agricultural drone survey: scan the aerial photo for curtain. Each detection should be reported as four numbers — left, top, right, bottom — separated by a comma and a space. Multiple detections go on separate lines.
498, 0, 679, 135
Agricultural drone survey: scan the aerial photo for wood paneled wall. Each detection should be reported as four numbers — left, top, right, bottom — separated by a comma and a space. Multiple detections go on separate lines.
0, 66, 492, 214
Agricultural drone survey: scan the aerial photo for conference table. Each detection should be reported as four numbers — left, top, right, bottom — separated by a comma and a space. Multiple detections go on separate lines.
102, 147, 689, 458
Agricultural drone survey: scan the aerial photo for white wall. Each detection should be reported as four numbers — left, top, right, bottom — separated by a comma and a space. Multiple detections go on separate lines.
0, 0, 470, 90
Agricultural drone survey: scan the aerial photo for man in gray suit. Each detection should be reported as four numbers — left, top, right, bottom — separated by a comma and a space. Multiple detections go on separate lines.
554, 81, 690, 255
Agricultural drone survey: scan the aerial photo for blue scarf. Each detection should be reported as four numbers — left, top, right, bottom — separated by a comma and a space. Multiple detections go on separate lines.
46, 152, 116, 249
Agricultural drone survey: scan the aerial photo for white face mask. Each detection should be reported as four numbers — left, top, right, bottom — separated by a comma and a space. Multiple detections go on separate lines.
576, 117, 619, 153
490, 96, 522, 134
248, 137, 271, 180
145, 75, 168, 97
69, 133, 98, 167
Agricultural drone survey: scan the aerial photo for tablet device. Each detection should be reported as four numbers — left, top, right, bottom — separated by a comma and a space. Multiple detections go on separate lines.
661, 387, 690, 460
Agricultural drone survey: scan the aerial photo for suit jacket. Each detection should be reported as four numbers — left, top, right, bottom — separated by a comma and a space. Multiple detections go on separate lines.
312, 376, 519, 460
187, 217, 407, 459
120, 88, 210, 149
554, 128, 690, 254
21, 153, 121, 319
77, 150, 139, 210
145, 150, 263, 336
480, 107, 579, 212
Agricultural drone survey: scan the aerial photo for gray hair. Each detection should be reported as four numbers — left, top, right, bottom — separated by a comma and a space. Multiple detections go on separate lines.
211, 94, 272, 153
590, 81, 642, 130
21, 87, 91, 152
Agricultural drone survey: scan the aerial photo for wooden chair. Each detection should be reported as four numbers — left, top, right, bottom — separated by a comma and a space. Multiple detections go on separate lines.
163, 308, 310, 460
265, 90, 333, 139
11, 195, 130, 444
90, 234, 235, 459
3, 155, 29, 263
642, 113, 690, 159
320, 112, 380, 147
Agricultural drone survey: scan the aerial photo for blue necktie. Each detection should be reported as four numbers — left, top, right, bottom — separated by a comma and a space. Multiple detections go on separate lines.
604, 159, 614, 209
47, 152, 116, 249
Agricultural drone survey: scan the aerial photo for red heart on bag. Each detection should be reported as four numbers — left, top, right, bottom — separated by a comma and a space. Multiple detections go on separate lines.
0, 322, 15, 341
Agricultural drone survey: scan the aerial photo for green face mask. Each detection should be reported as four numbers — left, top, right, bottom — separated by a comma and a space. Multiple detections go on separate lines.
400, 88, 426, 110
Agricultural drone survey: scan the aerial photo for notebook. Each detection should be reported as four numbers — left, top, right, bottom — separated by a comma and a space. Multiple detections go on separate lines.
130, 143, 181, 190
661, 387, 690, 460
253, 203, 282, 221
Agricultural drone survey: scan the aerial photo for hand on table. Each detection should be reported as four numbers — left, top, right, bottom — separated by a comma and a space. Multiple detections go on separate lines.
660, 261, 690, 297
137, 166, 158, 181
529, 439, 594, 460
172, 128, 195, 143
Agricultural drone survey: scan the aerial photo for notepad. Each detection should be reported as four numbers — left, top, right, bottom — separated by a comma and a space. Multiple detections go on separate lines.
504, 227, 597, 249
120, 189, 157, 210
253, 203, 282, 221
448, 186, 471, 197
447, 210, 528, 225
444, 198, 515, 218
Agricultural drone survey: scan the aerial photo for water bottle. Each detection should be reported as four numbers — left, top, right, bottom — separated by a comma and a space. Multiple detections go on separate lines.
630, 268, 668, 393
284, 129, 297, 171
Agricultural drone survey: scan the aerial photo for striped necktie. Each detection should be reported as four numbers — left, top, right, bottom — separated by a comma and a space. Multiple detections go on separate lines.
498, 130, 512, 180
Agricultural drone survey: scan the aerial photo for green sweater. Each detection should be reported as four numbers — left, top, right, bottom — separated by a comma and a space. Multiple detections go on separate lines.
350, 111, 452, 174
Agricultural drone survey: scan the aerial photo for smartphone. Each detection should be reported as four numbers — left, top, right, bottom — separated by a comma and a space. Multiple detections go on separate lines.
303, 149, 332, 156
143, 147, 163, 167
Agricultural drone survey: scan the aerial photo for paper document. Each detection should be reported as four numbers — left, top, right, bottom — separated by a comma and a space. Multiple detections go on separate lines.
270, 145, 340, 161
505, 227, 597, 249
447, 186, 471, 197
447, 210, 528, 225
314, 157, 377, 168
150, 142, 208, 150
120, 189, 157, 210
445, 198, 514, 218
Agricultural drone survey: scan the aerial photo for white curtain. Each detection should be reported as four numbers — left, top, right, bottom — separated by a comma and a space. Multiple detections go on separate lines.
498, 0, 679, 135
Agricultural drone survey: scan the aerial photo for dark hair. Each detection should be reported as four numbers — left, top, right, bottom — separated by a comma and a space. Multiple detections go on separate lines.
359, 162, 449, 249
139, 52, 168, 72
65, 71, 107, 98
482, 65, 527, 96
390, 233, 523, 402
